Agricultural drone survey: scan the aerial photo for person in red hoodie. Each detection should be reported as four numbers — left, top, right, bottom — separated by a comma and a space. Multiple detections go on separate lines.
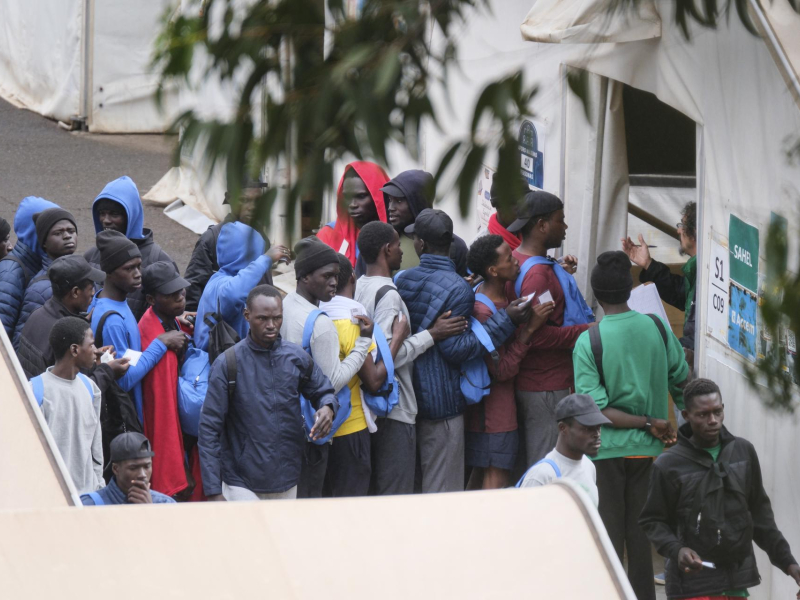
139, 261, 193, 500
316, 161, 390, 277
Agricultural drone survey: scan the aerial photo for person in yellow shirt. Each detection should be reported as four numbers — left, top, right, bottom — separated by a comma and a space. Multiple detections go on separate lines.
320, 254, 409, 496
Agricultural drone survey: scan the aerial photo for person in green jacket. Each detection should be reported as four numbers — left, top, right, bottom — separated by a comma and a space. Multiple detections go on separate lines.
573, 250, 689, 600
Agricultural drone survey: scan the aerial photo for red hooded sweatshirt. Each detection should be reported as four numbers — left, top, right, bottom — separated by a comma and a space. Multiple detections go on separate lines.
139, 307, 189, 498
316, 161, 390, 266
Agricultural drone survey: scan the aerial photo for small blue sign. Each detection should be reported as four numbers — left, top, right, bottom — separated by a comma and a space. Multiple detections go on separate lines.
728, 283, 758, 362
518, 120, 544, 189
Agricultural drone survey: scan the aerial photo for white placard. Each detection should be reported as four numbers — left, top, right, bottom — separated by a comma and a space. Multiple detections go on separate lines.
628, 283, 669, 323
707, 240, 729, 344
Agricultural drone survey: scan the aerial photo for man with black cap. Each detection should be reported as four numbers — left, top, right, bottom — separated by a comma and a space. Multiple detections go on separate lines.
518, 393, 611, 507
81, 432, 176, 505
572, 250, 689, 600
395, 208, 529, 493
507, 190, 595, 469
13, 208, 79, 344
281, 237, 372, 497
382, 170, 469, 275
91, 230, 187, 427
139, 262, 193, 499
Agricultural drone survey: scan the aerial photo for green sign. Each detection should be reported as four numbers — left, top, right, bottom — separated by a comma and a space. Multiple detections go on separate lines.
729, 214, 759, 292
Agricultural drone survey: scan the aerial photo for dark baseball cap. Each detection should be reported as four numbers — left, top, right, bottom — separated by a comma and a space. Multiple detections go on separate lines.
142, 261, 189, 295
506, 190, 564, 233
47, 255, 105, 288
555, 394, 612, 427
404, 208, 453, 245
109, 432, 155, 463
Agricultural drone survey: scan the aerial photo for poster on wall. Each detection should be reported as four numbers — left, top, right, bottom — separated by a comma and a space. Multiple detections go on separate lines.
728, 214, 759, 293
476, 167, 495, 232
518, 120, 545, 190
728, 283, 758, 362
706, 240, 730, 345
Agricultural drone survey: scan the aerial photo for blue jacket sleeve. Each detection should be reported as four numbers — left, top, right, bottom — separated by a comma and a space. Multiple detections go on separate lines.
217, 255, 273, 322
0, 263, 24, 337
198, 356, 229, 496
99, 315, 167, 391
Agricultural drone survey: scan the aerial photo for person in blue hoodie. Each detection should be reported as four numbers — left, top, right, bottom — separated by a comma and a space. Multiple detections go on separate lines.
13, 208, 79, 346
84, 176, 177, 321
0, 196, 59, 337
194, 222, 289, 352
90, 230, 187, 423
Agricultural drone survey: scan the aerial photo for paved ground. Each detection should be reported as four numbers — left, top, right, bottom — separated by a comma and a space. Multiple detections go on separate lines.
0, 99, 198, 271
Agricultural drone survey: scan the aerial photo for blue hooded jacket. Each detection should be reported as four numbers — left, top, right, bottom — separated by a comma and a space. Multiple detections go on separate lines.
84, 176, 176, 320
194, 222, 274, 352
0, 196, 59, 337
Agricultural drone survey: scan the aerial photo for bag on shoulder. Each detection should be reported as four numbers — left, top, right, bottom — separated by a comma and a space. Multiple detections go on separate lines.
1, 254, 34, 286
361, 323, 399, 418
300, 310, 351, 445
203, 301, 241, 365
515, 457, 562, 488
672, 440, 754, 566
589, 313, 668, 386
460, 316, 497, 405
30, 372, 94, 406
178, 343, 211, 437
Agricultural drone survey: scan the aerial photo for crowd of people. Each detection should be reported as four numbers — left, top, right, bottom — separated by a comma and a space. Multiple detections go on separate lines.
2, 163, 799, 600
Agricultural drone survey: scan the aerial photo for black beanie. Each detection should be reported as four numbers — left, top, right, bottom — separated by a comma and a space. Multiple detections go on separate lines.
591, 250, 633, 304
33, 208, 77, 249
0, 217, 10, 241
294, 237, 339, 279
96, 230, 141, 274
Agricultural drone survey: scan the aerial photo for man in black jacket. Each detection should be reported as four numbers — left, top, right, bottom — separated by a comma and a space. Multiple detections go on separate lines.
640, 378, 800, 599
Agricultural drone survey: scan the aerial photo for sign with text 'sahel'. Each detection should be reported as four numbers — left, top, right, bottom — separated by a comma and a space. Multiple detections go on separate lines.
728, 214, 759, 293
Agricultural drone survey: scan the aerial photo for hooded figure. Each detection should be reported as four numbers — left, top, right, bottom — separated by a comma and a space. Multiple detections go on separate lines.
193, 221, 275, 352
84, 176, 177, 321
0, 196, 59, 337
316, 161, 390, 274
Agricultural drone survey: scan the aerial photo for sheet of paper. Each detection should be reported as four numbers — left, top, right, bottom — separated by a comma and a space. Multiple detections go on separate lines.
628, 283, 669, 323
538, 290, 553, 304
122, 348, 143, 367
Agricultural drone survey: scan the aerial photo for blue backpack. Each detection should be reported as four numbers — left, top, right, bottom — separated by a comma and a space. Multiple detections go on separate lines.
30, 373, 94, 406
301, 310, 352, 445
361, 323, 399, 418
177, 343, 211, 437
515, 458, 562, 488
84, 491, 105, 505
460, 316, 497, 405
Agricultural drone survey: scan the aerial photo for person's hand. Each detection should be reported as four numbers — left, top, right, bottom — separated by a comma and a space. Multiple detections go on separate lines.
354, 314, 375, 338
464, 273, 483, 287
506, 297, 533, 326
649, 418, 677, 444
526, 301, 555, 333
621, 234, 653, 270
391, 314, 411, 344
207, 494, 226, 502
157, 330, 188, 353
108, 357, 131, 378
267, 245, 291, 265
126, 480, 153, 504
177, 311, 197, 332
94, 345, 115, 365
558, 255, 578, 274
310, 405, 334, 440
677, 547, 703, 573
786, 563, 800, 598
428, 310, 468, 341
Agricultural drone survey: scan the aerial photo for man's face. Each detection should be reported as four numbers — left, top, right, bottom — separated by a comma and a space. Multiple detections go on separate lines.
74, 328, 97, 371
677, 215, 696, 257
303, 263, 339, 303
72, 281, 97, 313
237, 189, 260, 224
149, 288, 187, 318
387, 194, 414, 230
96, 199, 127, 233
108, 258, 142, 293
0, 235, 12, 260
343, 175, 378, 229
561, 420, 602, 457
490, 242, 519, 283
113, 458, 152, 496
386, 229, 403, 271
43, 219, 77, 258
683, 393, 724, 447
541, 209, 568, 249
245, 294, 283, 347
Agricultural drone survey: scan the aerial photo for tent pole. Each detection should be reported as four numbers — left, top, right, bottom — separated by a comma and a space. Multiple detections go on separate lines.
750, 0, 800, 110
79, 0, 94, 131
627, 204, 680, 240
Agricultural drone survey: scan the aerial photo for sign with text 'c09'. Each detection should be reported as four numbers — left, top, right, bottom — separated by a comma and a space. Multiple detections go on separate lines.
728, 214, 759, 293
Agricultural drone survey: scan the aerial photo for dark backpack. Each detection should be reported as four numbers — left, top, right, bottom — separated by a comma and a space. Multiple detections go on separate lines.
671, 440, 754, 565
203, 301, 241, 365
589, 313, 668, 386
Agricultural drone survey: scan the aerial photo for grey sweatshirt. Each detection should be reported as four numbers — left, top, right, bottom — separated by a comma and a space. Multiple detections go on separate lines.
37, 368, 104, 494
355, 275, 434, 425
281, 292, 370, 393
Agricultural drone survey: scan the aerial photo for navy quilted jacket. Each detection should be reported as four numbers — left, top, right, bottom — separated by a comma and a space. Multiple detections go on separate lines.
396, 253, 516, 420
0, 196, 59, 337
13, 255, 54, 347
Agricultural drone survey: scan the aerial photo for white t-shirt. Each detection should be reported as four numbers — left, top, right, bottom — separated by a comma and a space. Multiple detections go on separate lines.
519, 448, 599, 507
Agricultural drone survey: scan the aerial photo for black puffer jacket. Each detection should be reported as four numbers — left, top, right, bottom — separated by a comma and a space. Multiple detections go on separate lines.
639, 258, 695, 350
640, 424, 796, 599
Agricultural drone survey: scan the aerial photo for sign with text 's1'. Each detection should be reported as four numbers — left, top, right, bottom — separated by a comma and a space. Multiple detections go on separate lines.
728, 214, 759, 293
706, 240, 729, 345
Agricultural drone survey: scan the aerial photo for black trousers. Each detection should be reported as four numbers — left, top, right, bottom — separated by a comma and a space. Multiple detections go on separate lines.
595, 457, 656, 600
326, 428, 371, 497
370, 418, 416, 495
297, 442, 329, 498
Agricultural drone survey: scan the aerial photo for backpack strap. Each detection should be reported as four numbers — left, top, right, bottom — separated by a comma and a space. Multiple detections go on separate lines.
374, 285, 398, 311
514, 257, 537, 297
86, 491, 105, 506
370, 324, 394, 392
77, 373, 95, 402
515, 457, 563, 488
95, 310, 123, 348
470, 317, 498, 364
30, 375, 45, 407
588, 325, 605, 387
474, 293, 498, 315
224, 347, 237, 404
646, 313, 669, 349
392, 270, 406, 284
1, 254, 33, 281
30, 271, 49, 285
302, 310, 326, 354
